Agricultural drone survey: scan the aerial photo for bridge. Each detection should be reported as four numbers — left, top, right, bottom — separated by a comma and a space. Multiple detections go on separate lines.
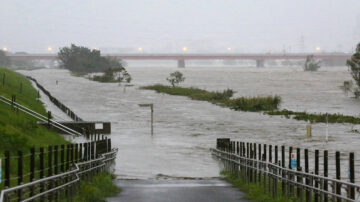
8, 53, 351, 67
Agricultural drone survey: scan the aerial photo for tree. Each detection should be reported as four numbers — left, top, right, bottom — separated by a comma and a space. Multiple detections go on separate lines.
167, 71, 185, 87
304, 55, 321, 71
0, 50, 11, 67
347, 43, 360, 91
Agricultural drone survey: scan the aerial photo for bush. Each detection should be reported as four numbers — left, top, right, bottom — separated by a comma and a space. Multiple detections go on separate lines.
304, 55, 321, 71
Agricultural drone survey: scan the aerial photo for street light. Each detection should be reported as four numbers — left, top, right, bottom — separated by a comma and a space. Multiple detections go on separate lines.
227, 47, 232, 51
47, 46, 52, 51
138, 47, 143, 52
182, 47, 188, 52
315, 46, 321, 52
2, 47, 7, 52
139, 103, 154, 135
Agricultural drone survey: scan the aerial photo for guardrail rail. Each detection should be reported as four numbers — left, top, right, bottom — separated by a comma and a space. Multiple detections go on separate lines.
211, 138, 360, 202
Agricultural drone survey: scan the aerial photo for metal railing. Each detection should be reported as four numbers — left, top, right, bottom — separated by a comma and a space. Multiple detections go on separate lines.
212, 138, 360, 202
0, 95, 82, 136
0, 148, 117, 202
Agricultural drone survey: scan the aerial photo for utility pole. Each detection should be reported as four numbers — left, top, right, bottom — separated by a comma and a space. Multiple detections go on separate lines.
139, 104, 154, 136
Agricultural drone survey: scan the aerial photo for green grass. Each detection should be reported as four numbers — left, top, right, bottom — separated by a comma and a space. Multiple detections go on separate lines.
141, 84, 280, 112
0, 67, 68, 152
221, 171, 299, 202
141, 84, 360, 124
265, 109, 360, 124
70, 173, 120, 202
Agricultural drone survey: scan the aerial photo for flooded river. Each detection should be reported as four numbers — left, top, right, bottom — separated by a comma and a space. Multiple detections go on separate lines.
19, 64, 360, 182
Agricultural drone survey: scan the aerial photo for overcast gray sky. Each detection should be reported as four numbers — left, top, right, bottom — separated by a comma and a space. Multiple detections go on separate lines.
1, 0, 360, 53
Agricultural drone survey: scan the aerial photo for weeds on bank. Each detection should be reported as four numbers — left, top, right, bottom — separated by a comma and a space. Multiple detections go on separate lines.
221, 171, 299, 202
70, 173, 120, 202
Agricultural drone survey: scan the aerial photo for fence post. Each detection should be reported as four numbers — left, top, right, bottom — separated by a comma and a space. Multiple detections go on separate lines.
335, 151, 341, 202
254, 143, 257, 183
39, 147, 44, 202
274, 145, 278, 198
61, 145, 65, 173
47, 111, 51, 128
48, 146, 53, 201
349, 153, 355, 200
305, 149, 310, 202
4, 151, 10, 188
236, 142, 240, 177
288, 146, 294, 197
263, 144, 267, 192
54, 145, 58, 200
324, 150, 328, 202
296, 148, 302, 201
75, 144, 78, 163
17, 151, 23, 201
281, 146, 286, 197
66, 145, 70, 171
315, 150, 319, 202
258, 144, 262, 184
30, 148, 35, 197
269, 145, 273, 195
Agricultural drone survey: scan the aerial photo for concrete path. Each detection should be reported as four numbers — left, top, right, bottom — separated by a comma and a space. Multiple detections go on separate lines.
107, 179, 249, 202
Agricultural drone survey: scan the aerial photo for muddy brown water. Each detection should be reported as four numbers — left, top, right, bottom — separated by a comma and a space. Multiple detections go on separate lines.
19, 65, 360, 183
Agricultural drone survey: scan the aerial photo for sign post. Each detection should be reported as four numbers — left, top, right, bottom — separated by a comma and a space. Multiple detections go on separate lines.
139, 104, 154, 136
291, 153, 297, 169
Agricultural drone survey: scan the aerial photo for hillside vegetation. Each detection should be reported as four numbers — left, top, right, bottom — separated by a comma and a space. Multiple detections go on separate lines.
0, 67, 67, 152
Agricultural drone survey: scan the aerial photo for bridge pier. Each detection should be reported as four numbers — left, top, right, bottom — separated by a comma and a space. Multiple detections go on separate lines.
256, 60, 264, 68
177, 60, 185, 68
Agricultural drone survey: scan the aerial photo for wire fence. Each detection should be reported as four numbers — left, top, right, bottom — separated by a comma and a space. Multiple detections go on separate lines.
212, 138, 360, 202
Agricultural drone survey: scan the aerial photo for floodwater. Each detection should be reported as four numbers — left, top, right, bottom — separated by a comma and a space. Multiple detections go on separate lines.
19, 64, 360, 182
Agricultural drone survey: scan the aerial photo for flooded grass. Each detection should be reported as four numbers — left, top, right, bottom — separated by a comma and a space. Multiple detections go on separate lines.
266, 109, 360, 124
141, 84, 280, 112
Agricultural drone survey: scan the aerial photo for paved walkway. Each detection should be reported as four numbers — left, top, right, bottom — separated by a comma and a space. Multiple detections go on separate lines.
107, 179, 249, 202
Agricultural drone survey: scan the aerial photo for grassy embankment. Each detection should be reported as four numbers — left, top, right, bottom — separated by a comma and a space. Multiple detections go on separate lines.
141, 84, 360, 124
221, 171, 299, 202
0, 67, 119, 201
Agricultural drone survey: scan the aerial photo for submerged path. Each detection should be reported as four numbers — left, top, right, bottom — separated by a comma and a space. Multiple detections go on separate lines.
107, 179, 248, 202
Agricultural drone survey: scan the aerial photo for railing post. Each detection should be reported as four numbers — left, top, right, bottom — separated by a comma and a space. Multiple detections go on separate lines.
296, 148, 302, 201
60, 145, 65, 173
274, 145, 278, 198
236, 142, 239, 177
305, 149, 310, 202
258, 144, 262, 184
288, 146, 293, 197
254, 143, 257, 183
39, 147, 44, 202
246, 142, 249, 183
269, 145, 272, 195
349, 152, 355, 200
48, 146, 53, 202
66, 145, 70, 171
75, 144, 79, 163
263, 144, 267, 192
335, 151, 341, 202
18, 151, 23, 201
324, 150, 328, 202
54, 145, 58, 200
4, 151, 10, 188
315, 150, 319, 202
47, 111, 51, 128
30, 148, 35, 197
249, 143, 253, 183
281, 145, 286, 197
